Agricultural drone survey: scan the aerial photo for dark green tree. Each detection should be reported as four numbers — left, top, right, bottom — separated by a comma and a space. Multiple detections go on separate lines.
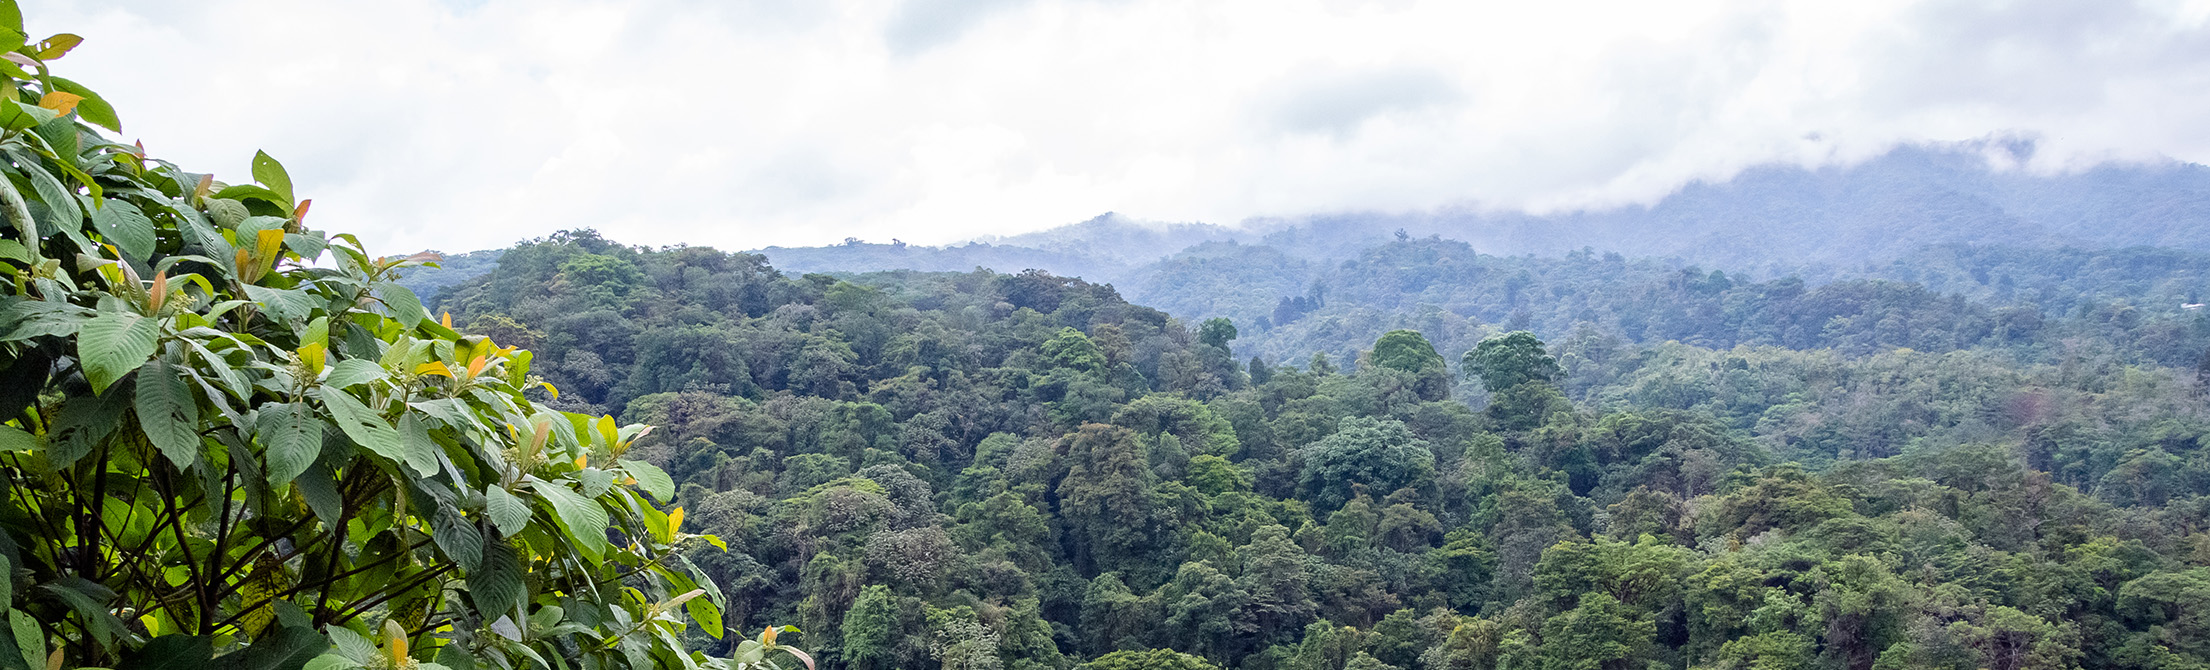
1297, 418, 1436, 513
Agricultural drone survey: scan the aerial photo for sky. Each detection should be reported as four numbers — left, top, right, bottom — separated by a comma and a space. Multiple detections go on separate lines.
25, 0, 2210, 254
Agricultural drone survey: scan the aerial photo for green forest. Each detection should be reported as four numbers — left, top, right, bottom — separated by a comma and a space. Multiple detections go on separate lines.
3, 4, 2210, 670
414, 230, 2210, 670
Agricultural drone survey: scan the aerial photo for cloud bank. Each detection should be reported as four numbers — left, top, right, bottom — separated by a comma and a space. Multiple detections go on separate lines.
26, 0, 2210, 254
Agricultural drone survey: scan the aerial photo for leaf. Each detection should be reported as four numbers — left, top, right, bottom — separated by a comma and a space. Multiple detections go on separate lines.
295, 462, 343, 525
46, 391, 123, 466
318, 386, 405, 467
530, 481, 609, 560
36, 579, 122, 652
212, 185, 290, 214
241, 285, 315, 324
0, 3, 19, 35
88, 200, 154, 263
0, 426, 35, 453
685, 595, 723, 640
251, 151, 292, 204
483, 486, 529, 537
430, 508, 483, 571
619, 460, 674, 502
324, 627, 376, 666
301, 653, 361, 670
228, 624, 328, 670
0, 101, 49, 132
10, 609, 39, 670
116, 634, 211, 670
31, 34, 79, 61
12, 151, 78, 235
467, 538, 524, 617
32, 92, 77, 117
76, 311, 156, 395
578, 468, 614, 498
44, 77, 116, 132
254, 402, 323, 486
134, 358, 202, 470
394, 413, 440, 479
371, 282, 428, 327
321, 359, 384, 389
0, 300, 95, 342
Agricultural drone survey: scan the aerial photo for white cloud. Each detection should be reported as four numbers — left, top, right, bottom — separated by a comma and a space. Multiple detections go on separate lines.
23, 0, 2210, 254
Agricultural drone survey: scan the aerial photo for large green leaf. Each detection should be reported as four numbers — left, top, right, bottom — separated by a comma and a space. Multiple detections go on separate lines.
619, 460, 674, 503
483, 486, 530, 537
317, 386, 405, 468
13, 152, 79, 235
250, 151, 292, 204
133, 358, 201, 469
117, 634, 211, 670
0, 300, 95, 341
0, 426, 34, 453
8, 608, 38, 670
241, 285, 315, 324
371, 282, 428, 327
295, 462, 343, 525
226, 624, 327, 670
395, 413, 441, 478
37, 578, 123, 652
321, 358, 385, 389
431, 508, 483, 571
254, 402, 322, 485
89, 200, 154, 263
530, 481, 609, 560
76, 311, 156, 395
46, 390, 123, 466
685, 595, 723, 640
211, 185, 290, 215
468, 538, 525, 617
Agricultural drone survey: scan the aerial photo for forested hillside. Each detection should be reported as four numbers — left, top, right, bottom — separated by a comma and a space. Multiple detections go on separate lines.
430, 230, 2210, 670
1129, 238, 2210, 379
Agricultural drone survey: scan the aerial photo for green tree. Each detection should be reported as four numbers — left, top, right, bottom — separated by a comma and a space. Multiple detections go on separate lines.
1462, 332, 1562, 392
1200, 318, 1239, 351
1297, 417, 1436, 513
1080, 648, 1223, 670
842, 585, 901, 670
1536, 593, 1651, 670
1370, 329, 1452, 401
0, 10, 807, 670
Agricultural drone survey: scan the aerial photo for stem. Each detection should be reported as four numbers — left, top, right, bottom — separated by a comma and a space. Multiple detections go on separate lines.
205, 456, 238, 633
330, 564, 454, 625
82, 441, 110, 578
153, 468, 210, 635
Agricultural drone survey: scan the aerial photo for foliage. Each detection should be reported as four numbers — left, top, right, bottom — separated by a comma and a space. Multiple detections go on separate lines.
414, 225, 2210, 670
0, 10, 805, 670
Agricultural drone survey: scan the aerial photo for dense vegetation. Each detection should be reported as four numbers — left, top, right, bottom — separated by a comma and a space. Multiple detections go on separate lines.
431, 230, 2210, 670
0, 9, 801, 670
1130, 238, 2210, 381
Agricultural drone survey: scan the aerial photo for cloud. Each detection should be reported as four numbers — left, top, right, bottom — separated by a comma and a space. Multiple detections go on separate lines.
22, 0, 2210, 255
884, 0, 1032, 56
1264, 65, 1462, 137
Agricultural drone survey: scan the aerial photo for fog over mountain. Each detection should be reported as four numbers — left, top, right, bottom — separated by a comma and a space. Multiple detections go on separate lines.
751, 141, 2210, 279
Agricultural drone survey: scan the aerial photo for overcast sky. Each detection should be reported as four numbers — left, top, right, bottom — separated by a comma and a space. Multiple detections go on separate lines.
26, 0, 2210, 254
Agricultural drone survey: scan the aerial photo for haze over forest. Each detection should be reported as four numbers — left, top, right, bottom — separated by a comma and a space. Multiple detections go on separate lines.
13, 2, 2210, 670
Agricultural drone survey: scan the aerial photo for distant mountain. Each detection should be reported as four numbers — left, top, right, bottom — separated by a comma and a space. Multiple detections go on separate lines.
755, 142, 2210, 281
389, 248, 505, 304
755, 212, 1248, 283
1318, 142, 2210, 275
